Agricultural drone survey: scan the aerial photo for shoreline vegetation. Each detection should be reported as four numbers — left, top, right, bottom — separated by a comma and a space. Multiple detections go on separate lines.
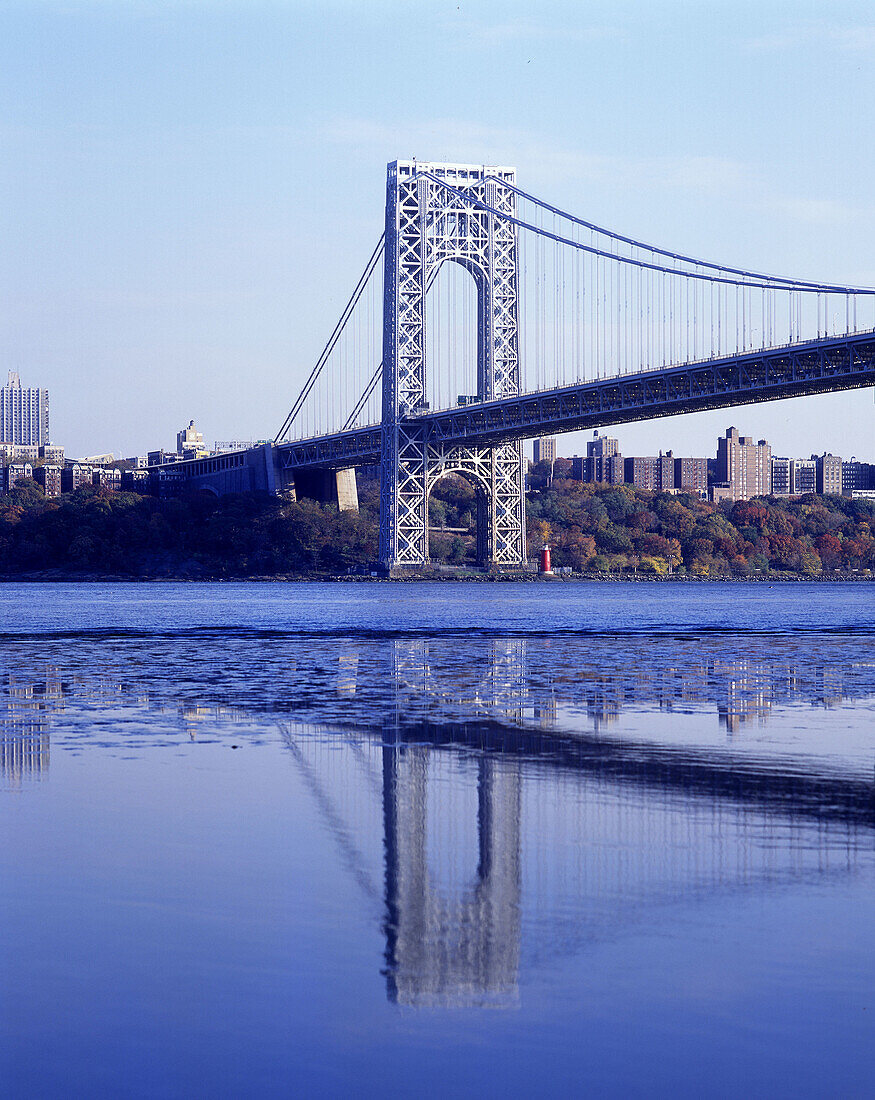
1, 475, 873, 582
1, 571, 872, 584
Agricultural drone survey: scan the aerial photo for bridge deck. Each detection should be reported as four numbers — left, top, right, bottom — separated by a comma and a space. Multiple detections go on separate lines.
276, 330, 875, 471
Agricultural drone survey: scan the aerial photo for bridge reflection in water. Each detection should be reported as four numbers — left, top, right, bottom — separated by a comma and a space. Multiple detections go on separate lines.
273, 635, 874, 1008
0, 670, 63, 786
3, 634, 874, 1008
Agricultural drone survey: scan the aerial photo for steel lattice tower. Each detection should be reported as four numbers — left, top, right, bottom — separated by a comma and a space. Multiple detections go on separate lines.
379, 161, 527, 569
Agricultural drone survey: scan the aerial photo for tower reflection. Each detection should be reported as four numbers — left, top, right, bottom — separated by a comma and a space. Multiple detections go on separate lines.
382, 746, 521, 1007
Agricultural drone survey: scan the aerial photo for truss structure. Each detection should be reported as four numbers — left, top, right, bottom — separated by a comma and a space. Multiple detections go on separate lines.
379, 161, 526, 569
274, 330, 875, 469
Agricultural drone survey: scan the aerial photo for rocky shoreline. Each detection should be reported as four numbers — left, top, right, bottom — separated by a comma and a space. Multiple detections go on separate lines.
1, 569, 871, 583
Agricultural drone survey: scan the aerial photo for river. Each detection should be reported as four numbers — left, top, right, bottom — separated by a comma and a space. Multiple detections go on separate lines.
1, 582, 873, 1097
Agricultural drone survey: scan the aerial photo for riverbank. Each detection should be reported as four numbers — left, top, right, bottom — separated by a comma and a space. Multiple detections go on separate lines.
2, 479, 873, 579
1, 568, 871, 583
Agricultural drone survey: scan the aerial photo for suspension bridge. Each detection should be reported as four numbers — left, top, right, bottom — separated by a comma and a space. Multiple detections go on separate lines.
171, 160, 875, 569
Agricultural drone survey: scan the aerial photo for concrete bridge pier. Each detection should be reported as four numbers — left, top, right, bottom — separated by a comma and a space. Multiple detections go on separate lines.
289, 467, 359, 512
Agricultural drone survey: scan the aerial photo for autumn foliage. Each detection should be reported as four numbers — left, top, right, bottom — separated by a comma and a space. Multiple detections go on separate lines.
527, 478, 875, 576
0, 475, 873, 577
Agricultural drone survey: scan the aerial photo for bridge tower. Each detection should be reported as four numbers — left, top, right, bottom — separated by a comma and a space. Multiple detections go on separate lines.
379, 161, 527, 569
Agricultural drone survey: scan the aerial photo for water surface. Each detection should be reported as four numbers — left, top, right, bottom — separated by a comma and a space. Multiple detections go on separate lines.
2, 583, 873, 1097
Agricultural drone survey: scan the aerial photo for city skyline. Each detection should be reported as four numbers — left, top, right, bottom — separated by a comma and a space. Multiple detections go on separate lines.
3, 367, 872, 473
534, 428, 870, 465
1, 1, 874, 458
533, 427, 874, 503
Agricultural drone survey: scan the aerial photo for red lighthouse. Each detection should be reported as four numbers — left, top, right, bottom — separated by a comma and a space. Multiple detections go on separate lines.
539, 543, 553, 575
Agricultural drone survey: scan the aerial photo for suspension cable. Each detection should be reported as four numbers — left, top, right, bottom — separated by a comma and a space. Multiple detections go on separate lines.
488, 177, 875, 293
275, 233, 385, 443
421, 173, 875, 295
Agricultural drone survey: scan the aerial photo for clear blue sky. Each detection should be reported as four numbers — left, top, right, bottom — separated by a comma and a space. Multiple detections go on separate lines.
1, 0, 874, 461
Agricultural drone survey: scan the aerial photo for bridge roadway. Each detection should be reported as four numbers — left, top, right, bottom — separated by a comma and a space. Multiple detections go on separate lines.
276, 329, 875, 472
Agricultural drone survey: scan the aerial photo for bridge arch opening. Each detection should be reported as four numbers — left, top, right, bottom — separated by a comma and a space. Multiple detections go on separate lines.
428, 469, 489, 565
425, 258, 484, 414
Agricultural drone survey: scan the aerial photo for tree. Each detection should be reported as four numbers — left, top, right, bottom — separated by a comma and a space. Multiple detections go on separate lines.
639, 555, 668, 576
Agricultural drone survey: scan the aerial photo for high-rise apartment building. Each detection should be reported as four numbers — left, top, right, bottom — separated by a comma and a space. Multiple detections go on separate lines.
791, 459, 816, 495
0, 373, 49, 446
571, 433, 623, 484
770, 455, 849, 497
673, 456, 708, 497
572, 453, 625, 484
571, 443, 706, 495
714, 427, 771, 501
624, 455, 674, 492
771, 457, 792, 496
815, 453, 843, 496
533, 437, 556, 465
842, 461, 874, 495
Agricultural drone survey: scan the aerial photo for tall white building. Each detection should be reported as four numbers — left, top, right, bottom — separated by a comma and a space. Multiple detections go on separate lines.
0, 373, 49, 446
176, 420, 206, 456
792, 459, 816, 495
533, 437, 556, 465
